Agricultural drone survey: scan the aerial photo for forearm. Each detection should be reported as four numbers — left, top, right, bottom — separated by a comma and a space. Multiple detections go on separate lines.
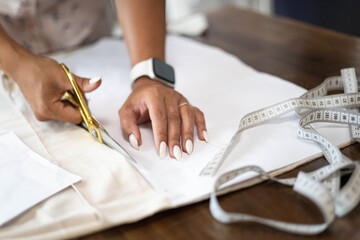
114, 0, 166, 66
0, 25, 34, 81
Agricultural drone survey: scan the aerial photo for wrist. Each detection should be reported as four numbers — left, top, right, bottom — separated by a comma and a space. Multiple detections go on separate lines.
132, 76, 169, 91
3, 46, 37, 83
130, 58, 175, 89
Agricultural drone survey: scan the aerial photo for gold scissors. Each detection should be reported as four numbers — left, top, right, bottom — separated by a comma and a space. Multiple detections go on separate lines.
60, 63, 136, 164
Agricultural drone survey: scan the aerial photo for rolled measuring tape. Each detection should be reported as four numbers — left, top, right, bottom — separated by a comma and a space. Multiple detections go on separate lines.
206, 68, 360, 235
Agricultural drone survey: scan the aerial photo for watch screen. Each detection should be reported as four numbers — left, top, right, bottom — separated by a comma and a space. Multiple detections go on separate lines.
153, 58, 175, 84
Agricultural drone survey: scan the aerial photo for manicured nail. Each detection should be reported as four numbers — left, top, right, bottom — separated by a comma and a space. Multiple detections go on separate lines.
203, 130, 209, 143
173, 145, 182, 161
89, 76, 102, 85
185, 139, 193, 155
159, 141, 167, 159
129, 134, 139, 150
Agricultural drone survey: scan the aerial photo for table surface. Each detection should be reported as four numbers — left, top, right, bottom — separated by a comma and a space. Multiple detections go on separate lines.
78, 7, 360, 240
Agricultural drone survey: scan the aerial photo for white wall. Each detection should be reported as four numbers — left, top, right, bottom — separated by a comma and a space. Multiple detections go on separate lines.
234, 0, 273, 14
180, 0, 273, 15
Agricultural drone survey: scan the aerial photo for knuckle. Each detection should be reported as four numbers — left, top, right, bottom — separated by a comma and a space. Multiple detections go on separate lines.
195, 108, 205, 118
158, 112, 167, 122
183, 124, 195, 135
149, 85, 178, 98
118, 105, 131, 117
183, 131, 194, 139
119, 113, 133, 125
119, 108, 129, 118
183, 107, 194, 117
152, 108, 164, 118
34, 113, 47, 121
169, 89, 178, 97
193, 106, 200, 112
151, 108, 167, 123
38, 103, 51, 117
148, 85, 163, 97
34, 107, 49, 121
168, 112, 180, 123
118, 106, 127, 116
74, 77, 85, 87
120, 114, 130, 122
74, 115, 82, 124
157, 132, 167, 141
169, 138, 180, 146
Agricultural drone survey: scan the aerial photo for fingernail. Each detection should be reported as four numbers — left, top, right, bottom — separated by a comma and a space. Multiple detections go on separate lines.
173, 145, 182, 161
160, 141, 167, 159
129, 134, 139, 150
89, 76, 102, 85
203, 130, 209, 143
185, 139, 193, 155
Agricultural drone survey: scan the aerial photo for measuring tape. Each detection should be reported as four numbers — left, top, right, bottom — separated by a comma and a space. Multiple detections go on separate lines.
207, 68, 360, 234
201, 69, 360, 177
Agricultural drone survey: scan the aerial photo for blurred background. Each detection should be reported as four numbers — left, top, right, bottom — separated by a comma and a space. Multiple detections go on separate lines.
162, 0, 360, 37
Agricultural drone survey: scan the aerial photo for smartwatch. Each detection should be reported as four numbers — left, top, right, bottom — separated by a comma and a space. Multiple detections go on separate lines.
130, 58, 175, 88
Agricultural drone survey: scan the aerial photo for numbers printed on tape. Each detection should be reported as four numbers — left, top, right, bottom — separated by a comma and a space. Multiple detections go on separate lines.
206, 68, 360, 235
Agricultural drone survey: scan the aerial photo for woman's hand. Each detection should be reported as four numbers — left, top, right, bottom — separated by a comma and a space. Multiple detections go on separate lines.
12, 54, 101, 123
119, 77, 208, 160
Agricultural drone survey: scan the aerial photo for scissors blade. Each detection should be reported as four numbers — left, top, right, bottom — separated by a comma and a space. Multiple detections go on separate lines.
80, 122, 137, 164
100, 128, 137, 164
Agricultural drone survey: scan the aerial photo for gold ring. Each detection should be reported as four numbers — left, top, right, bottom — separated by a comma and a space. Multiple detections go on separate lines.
179, 102, 189, 108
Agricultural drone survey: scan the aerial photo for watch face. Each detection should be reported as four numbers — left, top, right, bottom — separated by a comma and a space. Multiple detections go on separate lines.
153, 58, 175, 84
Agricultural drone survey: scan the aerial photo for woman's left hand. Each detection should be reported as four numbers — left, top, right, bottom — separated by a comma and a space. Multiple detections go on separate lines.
118, 76, 208, 160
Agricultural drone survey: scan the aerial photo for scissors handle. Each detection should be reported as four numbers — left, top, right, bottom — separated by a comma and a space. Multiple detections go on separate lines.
60, 63, 103, 143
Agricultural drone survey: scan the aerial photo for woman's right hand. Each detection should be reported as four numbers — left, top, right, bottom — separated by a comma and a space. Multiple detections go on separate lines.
0, 24, 100, 124
11, 54, 101, 123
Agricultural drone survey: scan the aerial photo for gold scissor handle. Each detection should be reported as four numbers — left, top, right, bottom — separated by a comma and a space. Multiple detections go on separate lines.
60, 63, 103, 143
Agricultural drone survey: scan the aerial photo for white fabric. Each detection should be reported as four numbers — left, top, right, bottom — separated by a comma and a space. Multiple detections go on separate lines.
55, 36, 351, 205
0, 132, 81, 226
0, 71, 170, 239
0, 35, 351, 239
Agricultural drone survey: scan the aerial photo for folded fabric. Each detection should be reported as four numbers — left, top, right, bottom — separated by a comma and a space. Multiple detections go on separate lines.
0, 132, 81, 227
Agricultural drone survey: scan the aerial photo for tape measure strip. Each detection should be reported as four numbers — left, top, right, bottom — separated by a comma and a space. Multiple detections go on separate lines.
200, 71, 360, 177
341, 68, 360, 140
207, 68, 360, 235
200, 92, 360, 176
210, 162, 359, 235
210, 128, 360, 234
298, 69, 357, 195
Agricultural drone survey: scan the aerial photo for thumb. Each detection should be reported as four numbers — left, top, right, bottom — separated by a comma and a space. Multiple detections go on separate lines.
74, 75, 102, 93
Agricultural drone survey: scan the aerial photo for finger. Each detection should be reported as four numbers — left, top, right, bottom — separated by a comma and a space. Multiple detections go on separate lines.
179, 102, 194, 155
51, 101, 82, 124
165, 98, 181, 160
147, 97, 168, 159
193, 107, 208, 142
119, 106, 142, 150
74, 74, 102, 93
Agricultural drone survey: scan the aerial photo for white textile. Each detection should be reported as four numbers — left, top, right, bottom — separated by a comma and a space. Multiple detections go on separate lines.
0, 132, 80, 226
56, 36, 351, 205
0, 35, 351, 239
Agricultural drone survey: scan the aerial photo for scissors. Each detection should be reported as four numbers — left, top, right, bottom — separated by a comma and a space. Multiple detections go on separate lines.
60, 63, 136, 164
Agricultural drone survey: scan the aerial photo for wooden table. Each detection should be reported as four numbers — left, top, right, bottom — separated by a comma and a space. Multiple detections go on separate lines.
78, 7, 360, 240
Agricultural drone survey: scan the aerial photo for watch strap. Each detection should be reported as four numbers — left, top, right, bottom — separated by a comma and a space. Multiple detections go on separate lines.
130, 58, 153, 86
130, 58, 175, 88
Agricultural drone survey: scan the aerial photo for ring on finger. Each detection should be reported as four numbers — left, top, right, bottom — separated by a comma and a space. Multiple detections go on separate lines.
179, 102, 190, 108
